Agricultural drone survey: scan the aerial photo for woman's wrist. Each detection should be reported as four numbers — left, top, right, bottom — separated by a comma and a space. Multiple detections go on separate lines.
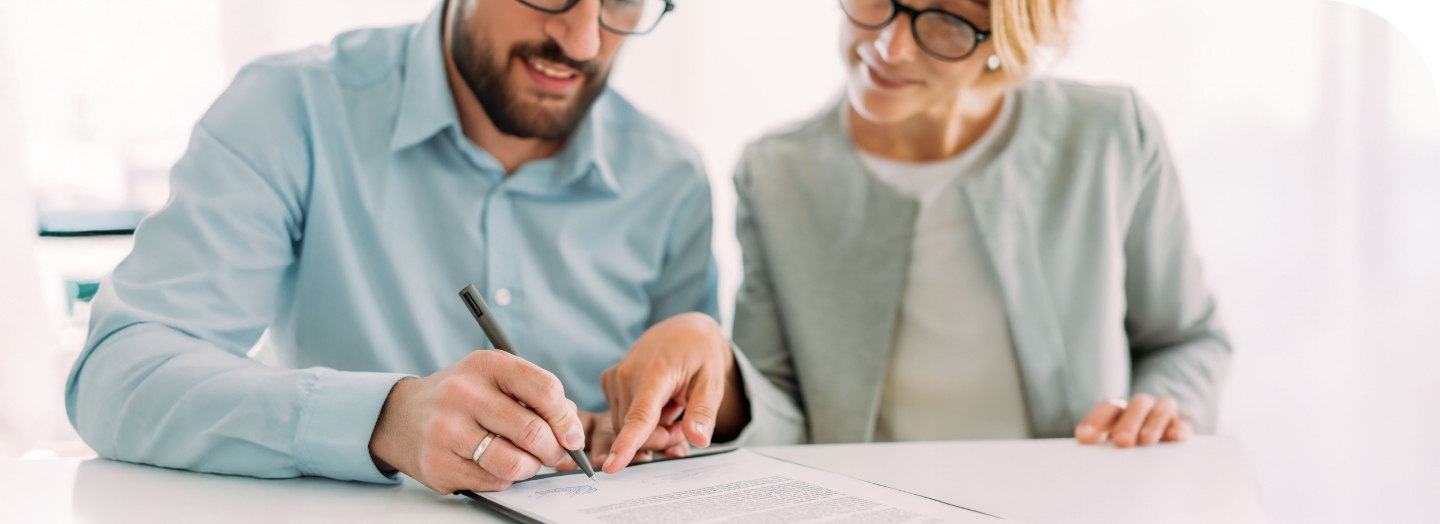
711, 347, 750, 443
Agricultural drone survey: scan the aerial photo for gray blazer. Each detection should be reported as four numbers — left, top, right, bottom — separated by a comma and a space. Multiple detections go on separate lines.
731, 79, 1232, 443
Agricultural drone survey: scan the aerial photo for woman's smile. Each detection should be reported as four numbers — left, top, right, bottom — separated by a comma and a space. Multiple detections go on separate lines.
861, 59, 922, 92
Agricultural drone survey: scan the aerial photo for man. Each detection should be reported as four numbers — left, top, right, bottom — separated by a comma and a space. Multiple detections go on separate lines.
66, 0, 802, 494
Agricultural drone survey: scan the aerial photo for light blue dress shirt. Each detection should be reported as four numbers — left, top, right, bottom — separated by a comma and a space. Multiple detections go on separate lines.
64, 3, 720, 484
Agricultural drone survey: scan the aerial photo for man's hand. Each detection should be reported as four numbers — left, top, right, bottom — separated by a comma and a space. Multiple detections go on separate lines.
368, 350, 586, 494
598, 313, 749, 474
555, 411, 689, 473
1074, 394, 1194, 447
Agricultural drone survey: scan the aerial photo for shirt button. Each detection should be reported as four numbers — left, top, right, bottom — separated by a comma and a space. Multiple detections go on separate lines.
494, 288, 512, 306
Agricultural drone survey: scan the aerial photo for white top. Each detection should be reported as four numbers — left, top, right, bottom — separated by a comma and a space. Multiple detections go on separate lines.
857, 92, 1031, 441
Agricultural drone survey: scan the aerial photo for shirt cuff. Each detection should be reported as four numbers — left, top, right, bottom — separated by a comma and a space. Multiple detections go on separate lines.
293, 369, 411, 483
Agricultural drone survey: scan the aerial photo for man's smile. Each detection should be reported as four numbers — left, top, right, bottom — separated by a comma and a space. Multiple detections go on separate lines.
521, 56, 581, 95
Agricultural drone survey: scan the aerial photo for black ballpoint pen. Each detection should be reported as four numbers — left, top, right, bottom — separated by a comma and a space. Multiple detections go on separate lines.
458, 284, 597, 482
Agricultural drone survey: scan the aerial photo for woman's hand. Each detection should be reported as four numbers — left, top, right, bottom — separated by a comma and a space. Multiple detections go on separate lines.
555, 411, 690, 472
1074, 394, 1193, 447
598, 313, 749, 474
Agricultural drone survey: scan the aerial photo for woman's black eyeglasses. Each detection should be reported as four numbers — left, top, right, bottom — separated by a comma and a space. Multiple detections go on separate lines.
515, 0, 675, 36
839, 0, 991, 61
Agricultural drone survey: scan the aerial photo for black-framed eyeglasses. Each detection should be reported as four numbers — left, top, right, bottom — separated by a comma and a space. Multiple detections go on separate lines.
516, 0, 675, 35
839, 0, 990, 61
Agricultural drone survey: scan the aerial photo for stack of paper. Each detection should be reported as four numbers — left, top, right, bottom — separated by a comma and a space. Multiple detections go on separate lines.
470, 449, 1009, 524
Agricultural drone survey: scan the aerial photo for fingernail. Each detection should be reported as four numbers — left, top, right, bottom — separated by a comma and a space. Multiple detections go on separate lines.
565, 425, 585, 450
1076, 424, 1093, 436
692, 422, 707, 436
602, 454, 616, 472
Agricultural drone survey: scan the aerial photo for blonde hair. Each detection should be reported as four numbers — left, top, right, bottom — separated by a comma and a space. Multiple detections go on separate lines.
989, 0, 1076, 82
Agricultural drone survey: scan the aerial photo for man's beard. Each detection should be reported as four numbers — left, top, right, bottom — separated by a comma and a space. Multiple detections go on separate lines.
450, 12, 609, 141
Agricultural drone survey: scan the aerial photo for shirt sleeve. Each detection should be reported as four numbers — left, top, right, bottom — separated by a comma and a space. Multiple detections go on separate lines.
644, 162, 722, 324
64, 63, 408, 482
1122, 90, 1234, 434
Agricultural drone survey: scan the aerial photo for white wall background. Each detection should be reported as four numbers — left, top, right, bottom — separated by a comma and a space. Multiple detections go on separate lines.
1, 0, 1437, 522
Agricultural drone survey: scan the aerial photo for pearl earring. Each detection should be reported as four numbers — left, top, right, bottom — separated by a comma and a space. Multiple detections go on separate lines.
986, 55, 1001, 71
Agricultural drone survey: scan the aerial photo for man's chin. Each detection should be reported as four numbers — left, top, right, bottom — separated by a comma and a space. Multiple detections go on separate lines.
521, 89, 579, 107
477, 72, 606, 139
498, 109, 579, 139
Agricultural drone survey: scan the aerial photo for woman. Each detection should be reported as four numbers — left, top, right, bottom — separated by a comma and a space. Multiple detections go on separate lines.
731, 0, 1231, 446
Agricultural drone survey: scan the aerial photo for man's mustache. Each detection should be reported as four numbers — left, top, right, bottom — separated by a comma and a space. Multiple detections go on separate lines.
510, 40, 600, 77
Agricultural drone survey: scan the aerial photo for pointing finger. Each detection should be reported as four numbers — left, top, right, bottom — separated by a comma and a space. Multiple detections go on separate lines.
603, 380, 671, 474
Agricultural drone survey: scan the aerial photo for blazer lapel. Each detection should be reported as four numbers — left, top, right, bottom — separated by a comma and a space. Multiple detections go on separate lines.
795, 105, 916, 443
961, 125, 1077, 437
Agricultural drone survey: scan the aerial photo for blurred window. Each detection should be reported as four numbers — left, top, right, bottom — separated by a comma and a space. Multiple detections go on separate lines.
0, 0, 435, 225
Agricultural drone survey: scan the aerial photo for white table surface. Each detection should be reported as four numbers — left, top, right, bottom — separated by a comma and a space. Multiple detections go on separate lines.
1, 436, 1266, 524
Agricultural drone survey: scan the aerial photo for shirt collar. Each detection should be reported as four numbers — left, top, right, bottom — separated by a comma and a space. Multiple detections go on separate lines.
389, 1, 620, 198
390, 3, 457, 152
504, 101, 620, 197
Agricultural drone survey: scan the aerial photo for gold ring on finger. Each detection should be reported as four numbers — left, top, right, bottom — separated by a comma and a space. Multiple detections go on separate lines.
472, 431, 497, 465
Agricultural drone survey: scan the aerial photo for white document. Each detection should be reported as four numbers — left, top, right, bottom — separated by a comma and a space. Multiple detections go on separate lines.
475, 449, 1006, 524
